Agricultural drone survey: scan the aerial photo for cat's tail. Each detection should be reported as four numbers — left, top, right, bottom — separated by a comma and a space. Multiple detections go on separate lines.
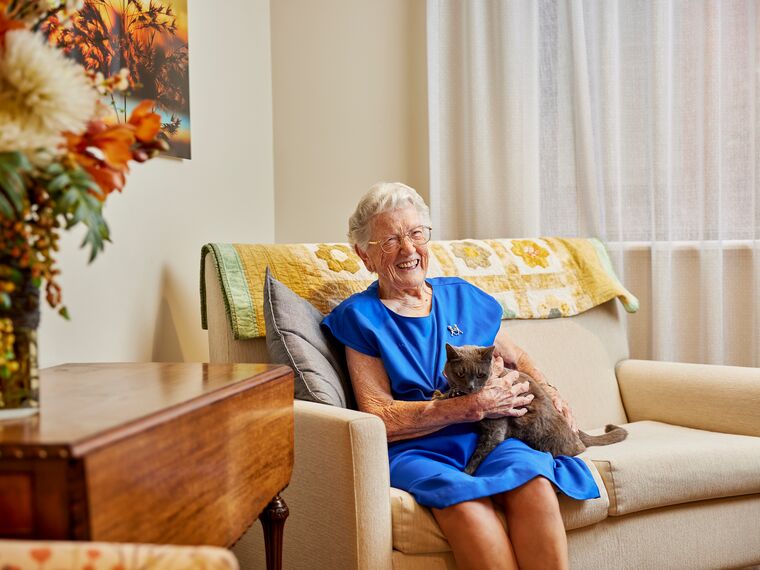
579, 424, 628, 447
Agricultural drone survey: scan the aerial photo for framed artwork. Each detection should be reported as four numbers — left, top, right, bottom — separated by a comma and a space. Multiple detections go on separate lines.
46, 0, 191, 159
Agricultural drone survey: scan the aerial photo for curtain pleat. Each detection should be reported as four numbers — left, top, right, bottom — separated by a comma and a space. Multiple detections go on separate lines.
428, 0, 760, 366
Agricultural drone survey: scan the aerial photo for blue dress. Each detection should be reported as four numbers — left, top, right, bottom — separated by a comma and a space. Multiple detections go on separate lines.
322, 276, 599, 509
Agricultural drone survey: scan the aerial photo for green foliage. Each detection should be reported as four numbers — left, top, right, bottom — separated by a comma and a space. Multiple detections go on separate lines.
44, 163, 111, 263
0, 152, 31, 218
0, 265, 24, 285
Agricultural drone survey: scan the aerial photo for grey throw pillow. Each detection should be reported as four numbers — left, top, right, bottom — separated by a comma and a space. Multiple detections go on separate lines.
263, 268, 355, 408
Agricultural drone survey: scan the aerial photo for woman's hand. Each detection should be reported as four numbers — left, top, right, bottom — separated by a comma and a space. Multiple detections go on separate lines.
347, 347, 513, 441
546, 385, 578, 433
475, 359, 534, 420
493, 330, 579, 431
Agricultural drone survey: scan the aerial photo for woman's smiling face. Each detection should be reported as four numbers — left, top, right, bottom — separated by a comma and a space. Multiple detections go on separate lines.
357, 207, 430, 297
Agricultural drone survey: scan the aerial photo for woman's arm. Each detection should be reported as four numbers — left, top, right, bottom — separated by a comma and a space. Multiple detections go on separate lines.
493, 328, 548, 383
346, 347, 532, 442
493, 328, 578, 432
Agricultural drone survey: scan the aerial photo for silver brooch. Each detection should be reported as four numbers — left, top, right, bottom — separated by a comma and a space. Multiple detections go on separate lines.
447, 324, 463, 336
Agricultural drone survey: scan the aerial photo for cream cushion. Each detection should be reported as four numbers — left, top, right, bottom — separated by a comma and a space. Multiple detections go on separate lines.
390, 458, 609, 555
391, 420, 760, 556
392, 494, 760, 570
583, 420, 760, 516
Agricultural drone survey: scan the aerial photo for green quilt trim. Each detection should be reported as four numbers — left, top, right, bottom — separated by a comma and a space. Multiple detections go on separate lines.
200, 243, 258, 339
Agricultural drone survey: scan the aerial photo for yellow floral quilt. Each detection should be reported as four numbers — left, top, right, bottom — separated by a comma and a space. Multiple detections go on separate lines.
200, 238, 639, 340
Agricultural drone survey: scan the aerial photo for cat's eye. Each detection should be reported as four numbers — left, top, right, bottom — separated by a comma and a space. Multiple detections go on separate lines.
477, 373, 487, 379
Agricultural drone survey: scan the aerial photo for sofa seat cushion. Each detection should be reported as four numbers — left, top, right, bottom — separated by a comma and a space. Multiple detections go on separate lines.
582, 420, 760, 517
390, 458, 609, 555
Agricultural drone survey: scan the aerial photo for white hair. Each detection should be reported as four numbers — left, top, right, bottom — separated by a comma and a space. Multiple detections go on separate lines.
348, 182, 431, 249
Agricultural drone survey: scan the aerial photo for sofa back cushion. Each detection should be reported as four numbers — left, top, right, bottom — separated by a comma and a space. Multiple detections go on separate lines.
502, 299, 629, 428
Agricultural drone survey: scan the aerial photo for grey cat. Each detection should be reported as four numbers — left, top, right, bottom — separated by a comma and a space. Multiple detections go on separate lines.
436, 344, 628, 475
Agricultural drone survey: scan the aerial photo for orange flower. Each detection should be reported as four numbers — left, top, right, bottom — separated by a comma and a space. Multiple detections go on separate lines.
69, 121, 134, 165
73, 150, 127, 197
128, 100, 161, 143
65, 124, 132, 197
29, 548, 52, 563
88, 123, 136, 170
0, 9, 24, 48
64, 101, 163, 197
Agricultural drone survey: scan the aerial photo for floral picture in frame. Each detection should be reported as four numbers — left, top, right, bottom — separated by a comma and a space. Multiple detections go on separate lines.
46, 0, 191, 159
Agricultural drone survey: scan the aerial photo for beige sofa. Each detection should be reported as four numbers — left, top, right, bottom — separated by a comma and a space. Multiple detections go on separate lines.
203, 251, 760, 570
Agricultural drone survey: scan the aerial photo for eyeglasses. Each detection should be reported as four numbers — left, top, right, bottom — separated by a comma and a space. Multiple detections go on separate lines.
367, 225, 432, 253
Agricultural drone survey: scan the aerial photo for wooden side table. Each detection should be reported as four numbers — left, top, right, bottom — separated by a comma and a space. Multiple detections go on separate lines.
0, 362, 294, 570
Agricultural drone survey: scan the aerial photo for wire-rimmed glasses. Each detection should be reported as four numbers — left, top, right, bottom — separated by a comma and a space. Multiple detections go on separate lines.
367, 225, 432, 253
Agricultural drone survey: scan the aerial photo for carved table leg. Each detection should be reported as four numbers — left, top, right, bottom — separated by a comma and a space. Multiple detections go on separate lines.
259, 494, 289, 570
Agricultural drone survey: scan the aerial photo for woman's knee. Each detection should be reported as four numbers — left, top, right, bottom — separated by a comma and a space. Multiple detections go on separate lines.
432, 498, 516, 569
432, 497, 500, 528
502, 477, 561, 516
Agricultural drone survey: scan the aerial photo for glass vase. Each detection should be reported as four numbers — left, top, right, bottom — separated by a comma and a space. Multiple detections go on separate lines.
0, 273, 40, 420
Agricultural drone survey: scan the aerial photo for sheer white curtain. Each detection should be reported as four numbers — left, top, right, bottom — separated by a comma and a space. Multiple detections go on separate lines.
428, 0, 760, 366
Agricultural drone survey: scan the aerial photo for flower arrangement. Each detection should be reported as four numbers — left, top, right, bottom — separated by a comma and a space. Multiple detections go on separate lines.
0, 0, 167, 405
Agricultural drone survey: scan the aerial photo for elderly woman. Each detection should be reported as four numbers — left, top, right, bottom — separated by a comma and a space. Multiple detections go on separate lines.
322, 182, 598, 570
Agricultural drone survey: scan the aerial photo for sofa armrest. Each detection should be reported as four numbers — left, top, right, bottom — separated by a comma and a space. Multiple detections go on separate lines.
233, 400, 393, 570
616, 359, 760, 437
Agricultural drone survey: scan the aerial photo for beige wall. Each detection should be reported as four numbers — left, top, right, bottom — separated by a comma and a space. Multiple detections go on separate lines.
39, 0, 428, 366
271, 0, 429, 243
39, 0, 275, 367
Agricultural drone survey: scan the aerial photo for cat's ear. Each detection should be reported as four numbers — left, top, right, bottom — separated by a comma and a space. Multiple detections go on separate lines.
445, 343, 459, 360
482, 345, 496, 361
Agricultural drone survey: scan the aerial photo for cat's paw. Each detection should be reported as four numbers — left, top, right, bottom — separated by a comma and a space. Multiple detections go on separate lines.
432, 389, 446, 400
